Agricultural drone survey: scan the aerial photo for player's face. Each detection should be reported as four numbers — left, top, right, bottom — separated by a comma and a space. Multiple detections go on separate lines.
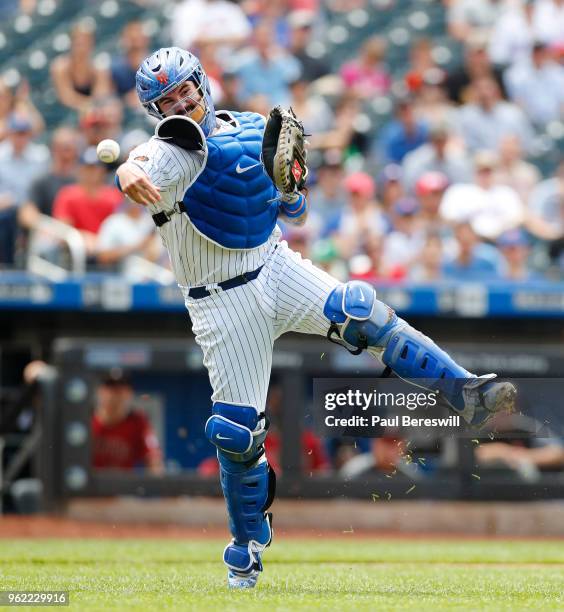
97, 383, 133, 420
158, 80, 206, 124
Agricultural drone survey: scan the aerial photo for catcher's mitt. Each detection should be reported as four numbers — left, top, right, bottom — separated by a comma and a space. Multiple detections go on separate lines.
262, 106, 308, 195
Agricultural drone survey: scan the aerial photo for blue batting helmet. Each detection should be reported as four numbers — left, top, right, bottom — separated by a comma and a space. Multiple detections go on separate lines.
136, 47, 216, 137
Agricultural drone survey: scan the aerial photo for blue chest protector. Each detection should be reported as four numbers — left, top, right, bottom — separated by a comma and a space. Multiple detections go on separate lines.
182, 111, 279, 249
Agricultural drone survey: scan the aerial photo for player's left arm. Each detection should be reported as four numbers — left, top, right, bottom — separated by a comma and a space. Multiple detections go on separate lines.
262, 106, 309, 226
278, 192, 308, 226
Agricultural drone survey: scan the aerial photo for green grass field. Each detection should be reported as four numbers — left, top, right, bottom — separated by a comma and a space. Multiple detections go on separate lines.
1, 538, 563, 611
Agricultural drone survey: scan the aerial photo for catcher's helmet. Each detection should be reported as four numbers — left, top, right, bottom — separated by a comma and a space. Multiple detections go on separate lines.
136, 47, 216, 136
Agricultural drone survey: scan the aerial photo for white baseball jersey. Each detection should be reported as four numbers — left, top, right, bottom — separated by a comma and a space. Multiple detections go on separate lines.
127, 119, 281, 289
129, 119, 340, 412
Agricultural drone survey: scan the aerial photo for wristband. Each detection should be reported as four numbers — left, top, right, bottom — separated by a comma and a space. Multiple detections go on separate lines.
280, 193, 306, 218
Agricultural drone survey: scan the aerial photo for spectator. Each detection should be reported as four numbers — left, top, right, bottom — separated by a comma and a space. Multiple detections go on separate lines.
281, 224, 318, 259
234, 21, 301, 106
349, 234, 406, 282
0, 113, 49, 207
496, 135, 540, 205
340, 36, 391, 99
51, 21, 112, 112
96, 200, 159, 277
52, 147, 123, 254
375, 96, 429, 164
309, 91, 363, 154
381, 197, 425, 272
288, 10, 330, 82
332, 172, 386, 259
446, 33, 506, 104
412, 71, 457, 128
0, 113, 49, 265
409, 232, 444, 282
0, 79, 44, 141
402, 120, 473, 191
288, 77, 335, 147
533, 0, 564, 47
171, 0, 251, 50
308, 153, 347, 223
217, 69, 244, 112
18, 127, 80, 230
440, 151, 525, 241
377, 164, 405, 215
457, 76, 534, 153
415, 171, 450, 233
527, 161, 564, 240
497, 228, 536, 280
504, 42, 564, 127
489, 0, 536, 66
91, 370, 163, 473
196, 41, 226, 101
442, 222, 501, 280
447, 0, 500, 42
79, 99, 124, 150
243, 0, 293, 48
110, 21, 150, 109
404, 37, 442, 93
477, 412, 564, 472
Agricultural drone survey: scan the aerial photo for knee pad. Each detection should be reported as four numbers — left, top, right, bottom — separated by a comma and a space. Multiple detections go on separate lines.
205, 402, 267, 464
205, 402, 275, 549
323, 281, 398, 352
323, 281, 472, 412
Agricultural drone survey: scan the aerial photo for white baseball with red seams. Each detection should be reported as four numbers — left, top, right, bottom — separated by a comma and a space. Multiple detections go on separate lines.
96, 139, 121, 164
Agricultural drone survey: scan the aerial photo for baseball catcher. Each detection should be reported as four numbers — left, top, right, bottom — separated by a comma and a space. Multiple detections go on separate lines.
114, 47, 516, 589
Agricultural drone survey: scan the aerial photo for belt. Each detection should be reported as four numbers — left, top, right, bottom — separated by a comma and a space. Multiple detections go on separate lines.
188, 265, 264, 299
152, 202, 187, 227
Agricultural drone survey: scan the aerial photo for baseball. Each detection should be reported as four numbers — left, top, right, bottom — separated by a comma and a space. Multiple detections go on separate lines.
96, 139, 121, 163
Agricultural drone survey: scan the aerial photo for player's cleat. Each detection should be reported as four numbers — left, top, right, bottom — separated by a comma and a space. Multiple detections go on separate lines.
227, 569, 261, 589
224, 540, 268, 589
460, 374, 517, 427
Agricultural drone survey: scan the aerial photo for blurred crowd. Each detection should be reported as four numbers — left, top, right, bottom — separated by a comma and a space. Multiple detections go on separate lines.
0, 0, 563, 281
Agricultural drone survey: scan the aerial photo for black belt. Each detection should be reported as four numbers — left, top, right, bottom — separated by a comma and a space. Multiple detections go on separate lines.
188, 265, 265, 299
152, 202, 187, 227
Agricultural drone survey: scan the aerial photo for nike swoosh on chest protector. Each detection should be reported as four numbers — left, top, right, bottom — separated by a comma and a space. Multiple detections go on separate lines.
235, 162, 261, 174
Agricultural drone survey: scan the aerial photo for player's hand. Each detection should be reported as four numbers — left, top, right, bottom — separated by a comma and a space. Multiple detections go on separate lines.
116, 162, 161, 206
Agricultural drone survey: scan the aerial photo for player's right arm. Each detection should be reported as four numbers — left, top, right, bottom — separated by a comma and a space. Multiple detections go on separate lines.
116, 161, 161, 206
116, 138, 205, 207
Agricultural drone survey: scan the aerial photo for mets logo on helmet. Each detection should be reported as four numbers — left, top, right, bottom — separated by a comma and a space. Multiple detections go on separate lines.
156, 71, 169, 85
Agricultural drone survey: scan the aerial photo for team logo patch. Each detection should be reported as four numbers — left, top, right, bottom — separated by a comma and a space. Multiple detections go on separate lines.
291, 159, 303, 183
134, 156, 149, 162
156, 71, 169, 85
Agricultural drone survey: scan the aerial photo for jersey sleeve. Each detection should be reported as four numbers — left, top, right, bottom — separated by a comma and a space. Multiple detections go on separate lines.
127, 138, 206, 197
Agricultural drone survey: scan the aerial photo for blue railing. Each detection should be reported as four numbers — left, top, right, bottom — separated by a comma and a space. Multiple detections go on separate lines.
1, 272, 563, 317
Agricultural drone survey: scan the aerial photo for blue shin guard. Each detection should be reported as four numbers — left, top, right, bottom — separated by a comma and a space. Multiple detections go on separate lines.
323, 281, 515, 424
205, 403, 275, 583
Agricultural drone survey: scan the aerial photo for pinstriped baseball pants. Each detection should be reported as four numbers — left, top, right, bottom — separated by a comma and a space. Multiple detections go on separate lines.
184, 241, 341, 412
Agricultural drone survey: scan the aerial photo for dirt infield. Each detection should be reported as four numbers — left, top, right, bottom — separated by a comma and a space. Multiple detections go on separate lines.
0, 515, 562, 540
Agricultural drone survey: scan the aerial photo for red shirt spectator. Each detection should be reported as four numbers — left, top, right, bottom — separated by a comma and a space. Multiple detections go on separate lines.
91, 370, 163, 473
92, 410, 161, 470
53, 147, 122, 254
53, 183, 122, 234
